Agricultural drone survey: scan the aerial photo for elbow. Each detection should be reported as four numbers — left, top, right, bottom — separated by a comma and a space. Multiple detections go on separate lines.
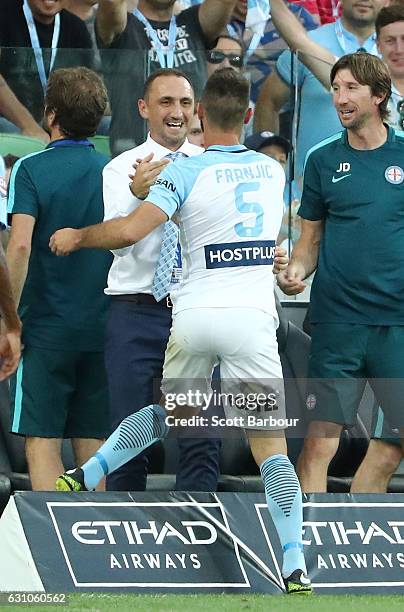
8, 241, 31, 260
120, 225, 138, 247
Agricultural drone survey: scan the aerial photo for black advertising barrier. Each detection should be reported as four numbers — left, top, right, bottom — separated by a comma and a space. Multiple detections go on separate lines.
2, 491, 404, 594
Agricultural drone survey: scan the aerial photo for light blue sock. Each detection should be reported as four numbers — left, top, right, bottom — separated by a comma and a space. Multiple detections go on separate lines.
82, 404, 169, 490
260, 453, 307, 578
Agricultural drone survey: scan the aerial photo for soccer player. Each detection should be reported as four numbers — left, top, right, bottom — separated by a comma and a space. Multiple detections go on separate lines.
277, 52, 404, 492
50, 68, 311, 594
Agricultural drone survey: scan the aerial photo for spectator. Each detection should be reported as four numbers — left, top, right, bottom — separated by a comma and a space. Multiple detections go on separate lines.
6, 67, 112, 491
270, 1, 404, 133
277, 53, 404, 493
187, 111, 205, 146
255, 0, 383, 180
96, 0, 237, 155
244, 130, 291, 168
51, 68, 221, 492
206, 34, 245, 77
228, 0, 319, 104
0, 0, 94, 141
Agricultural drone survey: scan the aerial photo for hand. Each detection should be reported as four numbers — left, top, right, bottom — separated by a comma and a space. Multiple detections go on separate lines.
129, 153, 170, 200
0, 329, 21, 381
273, 245, 289, 274
21, 124, 50, 144
49, 228, 81, 256
277, 261, 307, 295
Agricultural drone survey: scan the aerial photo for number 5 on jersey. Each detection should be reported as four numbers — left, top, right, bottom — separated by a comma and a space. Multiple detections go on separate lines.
234, 182, 264, 238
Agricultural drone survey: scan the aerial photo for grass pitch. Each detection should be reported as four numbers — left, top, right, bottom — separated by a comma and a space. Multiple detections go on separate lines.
4, 594, 403, 611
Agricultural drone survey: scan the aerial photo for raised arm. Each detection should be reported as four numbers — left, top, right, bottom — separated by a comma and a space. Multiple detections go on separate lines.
198, 0, 237, 42
270, 0, 335, 90
96, 0, 128, 47
254, 71, 290, 133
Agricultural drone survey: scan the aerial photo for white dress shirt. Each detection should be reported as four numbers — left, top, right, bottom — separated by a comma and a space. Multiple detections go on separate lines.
103, 134, 203, 295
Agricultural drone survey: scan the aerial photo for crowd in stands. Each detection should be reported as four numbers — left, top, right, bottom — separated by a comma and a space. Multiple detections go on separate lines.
1, 0, 403, 496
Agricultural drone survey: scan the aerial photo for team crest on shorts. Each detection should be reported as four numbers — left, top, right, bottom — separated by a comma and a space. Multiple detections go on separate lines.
385, 166, 404, 184
306, 394, 317, 410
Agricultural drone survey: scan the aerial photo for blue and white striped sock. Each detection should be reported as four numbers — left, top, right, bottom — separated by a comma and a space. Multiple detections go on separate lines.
81, 404, 169, 490
260, 453, 307, 578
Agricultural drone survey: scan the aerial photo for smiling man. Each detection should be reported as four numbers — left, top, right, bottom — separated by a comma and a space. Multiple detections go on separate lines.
71, 68, 222, 494
0, 0, 93, 141
277, 52, 404, 493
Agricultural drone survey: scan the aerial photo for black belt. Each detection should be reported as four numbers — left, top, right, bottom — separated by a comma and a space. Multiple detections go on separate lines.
111, 293, 172, 308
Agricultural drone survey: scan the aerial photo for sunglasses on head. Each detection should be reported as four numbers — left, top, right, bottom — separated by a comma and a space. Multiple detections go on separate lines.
206, 50, 244, 68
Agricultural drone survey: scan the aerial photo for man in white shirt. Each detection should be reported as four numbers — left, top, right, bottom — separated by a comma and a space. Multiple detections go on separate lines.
97, 68, 221, 491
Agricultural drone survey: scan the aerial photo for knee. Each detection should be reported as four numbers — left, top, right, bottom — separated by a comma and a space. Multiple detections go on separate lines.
301, 435, 340, 466
369, 440, 402, 476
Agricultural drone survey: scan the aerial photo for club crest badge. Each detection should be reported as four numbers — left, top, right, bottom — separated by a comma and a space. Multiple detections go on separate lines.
385, 166, 404, 185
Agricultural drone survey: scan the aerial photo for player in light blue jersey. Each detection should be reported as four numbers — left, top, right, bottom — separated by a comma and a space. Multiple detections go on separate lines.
51, 68, 311, 594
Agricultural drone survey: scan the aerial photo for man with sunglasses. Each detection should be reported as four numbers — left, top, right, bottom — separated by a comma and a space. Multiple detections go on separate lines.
95, 0, 237, 155
206, 35, 245, 75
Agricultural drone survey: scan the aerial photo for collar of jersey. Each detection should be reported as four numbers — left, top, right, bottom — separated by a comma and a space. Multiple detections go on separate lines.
205, 144, 247, 153
342, 124, 394, 148
46, 138, 94, 149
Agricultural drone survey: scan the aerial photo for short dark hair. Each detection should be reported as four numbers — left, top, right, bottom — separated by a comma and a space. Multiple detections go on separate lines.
45, 67, 108, 138
216, 33, 246, 56
201, 67, 250, 130
330, 53, 391, 121
376, 4, 404, 38
143, 68, 194, 100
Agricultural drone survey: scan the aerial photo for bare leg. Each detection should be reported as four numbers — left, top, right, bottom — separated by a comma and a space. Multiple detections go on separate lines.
26, 437, 63, 491
297, 421, 343, 492
246, 430, 287, 466
351, 439, 402, 493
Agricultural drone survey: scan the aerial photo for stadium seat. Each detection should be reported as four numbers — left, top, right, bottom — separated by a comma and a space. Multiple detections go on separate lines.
0, 134, 45, 157
89, 135, 111, 157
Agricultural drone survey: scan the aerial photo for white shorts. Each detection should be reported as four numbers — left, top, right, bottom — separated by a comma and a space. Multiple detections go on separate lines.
162, 308, 287, 430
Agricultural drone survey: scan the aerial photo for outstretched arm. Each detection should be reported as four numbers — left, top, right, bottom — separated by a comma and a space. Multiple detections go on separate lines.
49, 202, 168, 255
270, 0, 335, 89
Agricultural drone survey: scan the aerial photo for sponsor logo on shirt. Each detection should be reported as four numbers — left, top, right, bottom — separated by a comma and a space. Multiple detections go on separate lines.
204, 240, 276, 269
155, 178, 176, 192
